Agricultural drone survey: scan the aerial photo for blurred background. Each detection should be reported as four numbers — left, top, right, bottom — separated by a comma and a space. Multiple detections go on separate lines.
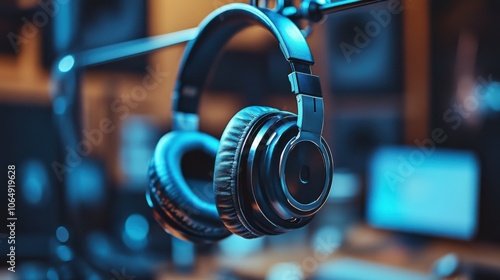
0, 0, 500, 279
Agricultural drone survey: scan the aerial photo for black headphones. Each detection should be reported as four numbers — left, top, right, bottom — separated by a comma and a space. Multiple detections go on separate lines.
146, 3, 334, 243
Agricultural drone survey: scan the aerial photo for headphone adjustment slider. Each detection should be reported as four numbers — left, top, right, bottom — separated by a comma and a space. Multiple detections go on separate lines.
296, 94, 324, 140
289, 71, 324, 138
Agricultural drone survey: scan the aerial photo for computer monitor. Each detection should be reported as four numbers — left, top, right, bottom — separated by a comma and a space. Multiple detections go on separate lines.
366, 146, 480, 240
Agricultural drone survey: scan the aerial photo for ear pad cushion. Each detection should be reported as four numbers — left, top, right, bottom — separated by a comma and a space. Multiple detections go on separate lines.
213, 106, 279, 238
148, 131, 231, 243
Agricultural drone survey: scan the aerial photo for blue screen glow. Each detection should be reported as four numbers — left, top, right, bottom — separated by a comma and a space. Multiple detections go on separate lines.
367, 146, 480, 240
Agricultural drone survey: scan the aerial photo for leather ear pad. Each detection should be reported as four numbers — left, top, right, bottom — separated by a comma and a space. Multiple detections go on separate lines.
148, 131, 231, 243
214, 106, 279, 238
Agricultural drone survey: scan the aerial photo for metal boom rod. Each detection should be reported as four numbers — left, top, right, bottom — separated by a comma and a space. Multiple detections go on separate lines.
317, 0, 385, 14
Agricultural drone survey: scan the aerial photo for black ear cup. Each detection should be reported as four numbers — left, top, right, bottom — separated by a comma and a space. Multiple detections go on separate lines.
214, 106, 333, 239
147, 131, 231, 243
213, 106, 280, 238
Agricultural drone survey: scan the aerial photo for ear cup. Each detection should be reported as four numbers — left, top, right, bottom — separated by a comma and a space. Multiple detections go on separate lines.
213, 106, 280, 238
147, 131, 231, 243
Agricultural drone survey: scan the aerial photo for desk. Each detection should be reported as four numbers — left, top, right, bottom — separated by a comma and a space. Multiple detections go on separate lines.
158, 224, 500, 279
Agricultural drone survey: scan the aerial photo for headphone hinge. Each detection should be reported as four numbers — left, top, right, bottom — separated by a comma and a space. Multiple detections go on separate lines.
296, 94, 324, 139
288, 71, 322, 97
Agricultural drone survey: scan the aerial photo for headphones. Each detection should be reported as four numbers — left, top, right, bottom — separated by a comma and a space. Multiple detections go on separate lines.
146, 3, 333, 243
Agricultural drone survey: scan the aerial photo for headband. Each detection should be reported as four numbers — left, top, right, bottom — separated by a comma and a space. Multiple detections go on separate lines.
172, 3, 324, 138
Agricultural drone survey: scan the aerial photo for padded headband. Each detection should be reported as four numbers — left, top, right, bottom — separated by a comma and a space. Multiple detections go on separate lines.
172, 3, 324, 136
